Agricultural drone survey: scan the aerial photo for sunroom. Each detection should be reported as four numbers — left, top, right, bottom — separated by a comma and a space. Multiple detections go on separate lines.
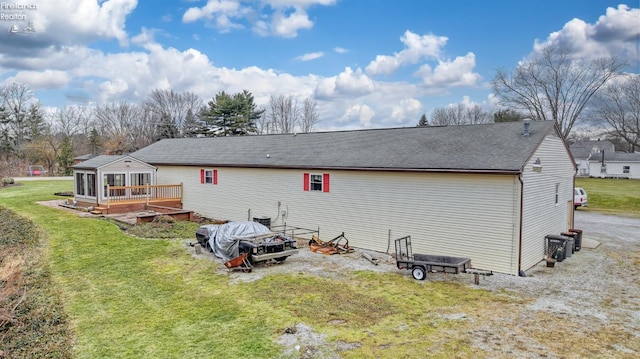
72, 155, 183, 214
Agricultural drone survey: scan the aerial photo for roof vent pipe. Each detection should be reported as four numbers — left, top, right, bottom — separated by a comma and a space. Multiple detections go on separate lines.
523, 118, 531, 137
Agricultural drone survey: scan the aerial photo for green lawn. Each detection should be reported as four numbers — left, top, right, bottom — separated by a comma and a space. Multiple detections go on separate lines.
575, 178, 640, 217
3, 179, 638, 358
1, 180, 507, 358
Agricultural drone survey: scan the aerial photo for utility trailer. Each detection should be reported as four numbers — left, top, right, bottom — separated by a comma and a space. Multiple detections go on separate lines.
395, 236, 491, 284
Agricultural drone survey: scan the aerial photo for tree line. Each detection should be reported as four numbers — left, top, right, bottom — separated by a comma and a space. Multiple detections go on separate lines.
0, 85, 319, 177
419, 43, 638, 153
2, 41, 638, 177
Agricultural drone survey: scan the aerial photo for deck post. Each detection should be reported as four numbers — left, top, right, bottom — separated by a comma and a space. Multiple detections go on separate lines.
146, 183, 150, 205
106, 184, 110, 210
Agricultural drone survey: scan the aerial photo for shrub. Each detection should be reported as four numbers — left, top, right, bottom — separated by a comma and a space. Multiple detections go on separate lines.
2, 177, 15, 186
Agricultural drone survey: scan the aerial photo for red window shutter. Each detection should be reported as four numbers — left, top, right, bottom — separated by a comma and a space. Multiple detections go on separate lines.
323, 173, 330, 192
303, 173, 310, 191
213, 170, 218, 185
200, 169, 204, 184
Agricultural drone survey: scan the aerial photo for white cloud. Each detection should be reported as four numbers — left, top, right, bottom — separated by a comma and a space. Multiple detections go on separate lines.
98, 78, 130, 102
391, 98, 422, 122
296, 52, 324, 61
365, 31, 448, 75
342, 104, 375, 127
335, 67, 375, 95
270, 8, 313, 38
533, 4, 640, 67
0, 0, 138, 77
315, 67, 375, 99
415, 53, 481, 88
35, 0, 138, 46
182, 0, 242, 23
0, 0, 482, 133
265, 0, 336, 6
183, 0, 335, 38
7, 70, 70, 89
487, 93, 500, 108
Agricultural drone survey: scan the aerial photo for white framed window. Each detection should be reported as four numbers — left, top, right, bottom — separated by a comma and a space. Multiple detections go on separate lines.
131, 173, 151, 186
200, 169, 218, 184
623, 166, 630, 174
104, 173, 126, 197
303, 173, 330, 192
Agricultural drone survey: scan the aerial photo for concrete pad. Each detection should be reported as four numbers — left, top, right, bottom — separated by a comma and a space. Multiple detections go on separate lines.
581, 237, 600, 249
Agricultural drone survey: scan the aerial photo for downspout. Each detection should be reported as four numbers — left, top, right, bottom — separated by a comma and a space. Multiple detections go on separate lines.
95, 169, 99, 207
517, 173, 524, 276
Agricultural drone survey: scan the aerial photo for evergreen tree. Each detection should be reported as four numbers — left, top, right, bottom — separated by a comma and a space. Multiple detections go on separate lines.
155, 112, 180, 140
183, 108, 203, 137
88, 128, 102, 155
417, 113, 428, 127
57, 136, 74, 176
199, 90, 265, 136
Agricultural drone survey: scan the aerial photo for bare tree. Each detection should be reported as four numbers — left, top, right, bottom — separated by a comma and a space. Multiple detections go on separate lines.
589, 74, 640, 152
430, 107, 453, 126
261, 95, 319, 134
466, 105, 493, 124
267, 95, 298, 134
0, 83, 46, 155
493, 108, 525, 123
492, 43, 624, 138
430, 103, 492, 126
300, 97, 319, 133
93, 102, 152, 154
145, 89, 203, 139
50, 106, 91, 138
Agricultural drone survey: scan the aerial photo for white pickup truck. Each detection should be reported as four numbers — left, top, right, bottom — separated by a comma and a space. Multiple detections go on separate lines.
574, 187, 588, 209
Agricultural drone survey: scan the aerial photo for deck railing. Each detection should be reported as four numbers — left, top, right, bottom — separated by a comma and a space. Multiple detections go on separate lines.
105, 184, 183, 207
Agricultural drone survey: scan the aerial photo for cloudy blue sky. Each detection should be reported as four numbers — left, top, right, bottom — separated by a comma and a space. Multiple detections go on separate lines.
0, 0, 638, 130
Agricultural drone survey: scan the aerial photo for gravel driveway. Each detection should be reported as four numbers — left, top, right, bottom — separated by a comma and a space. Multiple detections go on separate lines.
467, 211, 640, 358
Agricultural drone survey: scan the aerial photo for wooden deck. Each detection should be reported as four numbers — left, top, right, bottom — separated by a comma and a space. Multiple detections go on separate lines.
84, 184, 184, 214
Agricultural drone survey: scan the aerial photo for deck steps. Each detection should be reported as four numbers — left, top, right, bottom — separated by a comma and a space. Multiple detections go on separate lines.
90, 207, 106, 215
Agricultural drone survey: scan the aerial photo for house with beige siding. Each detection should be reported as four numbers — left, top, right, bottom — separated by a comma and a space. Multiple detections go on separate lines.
129, 120, 576, 275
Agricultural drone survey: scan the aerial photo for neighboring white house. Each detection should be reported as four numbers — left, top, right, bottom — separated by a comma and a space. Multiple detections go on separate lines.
131, 121, 576, 275
570, 140, 640, 179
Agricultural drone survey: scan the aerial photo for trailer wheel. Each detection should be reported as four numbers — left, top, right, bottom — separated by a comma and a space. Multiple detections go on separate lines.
412, 266, 426, 281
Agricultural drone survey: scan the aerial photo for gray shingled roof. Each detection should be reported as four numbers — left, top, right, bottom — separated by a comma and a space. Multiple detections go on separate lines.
72, 155, 127, 169
588, 151, 640, 162
569, 140, 615, 159
130, 121, 558, 173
